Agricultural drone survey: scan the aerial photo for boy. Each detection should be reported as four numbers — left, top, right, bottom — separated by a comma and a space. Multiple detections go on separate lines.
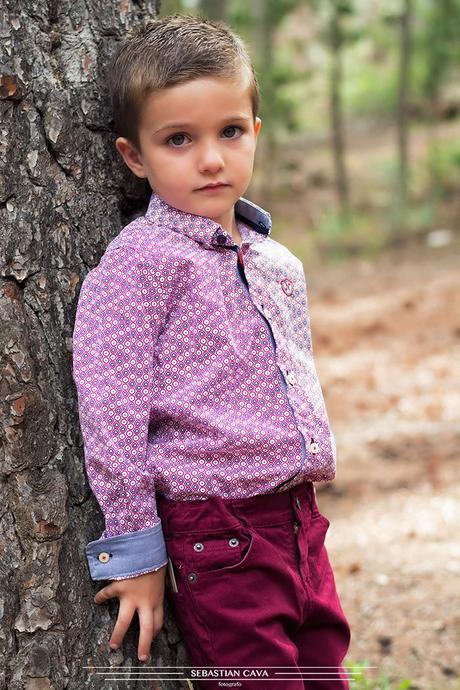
72, 13, 351, 689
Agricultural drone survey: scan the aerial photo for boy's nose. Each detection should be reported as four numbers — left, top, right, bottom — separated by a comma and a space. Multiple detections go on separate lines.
197, 145, 224, 173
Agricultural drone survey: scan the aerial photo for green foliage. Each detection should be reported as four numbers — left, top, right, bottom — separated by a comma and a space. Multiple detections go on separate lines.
312, 208, 387, 260
424, 137, 460, 193
419, 0, 460, 101
270, 64, 305, 132
343, 658, 416, 690
265, 0, 305, 25
344, 61, 398, 119
226, 0, 252, 32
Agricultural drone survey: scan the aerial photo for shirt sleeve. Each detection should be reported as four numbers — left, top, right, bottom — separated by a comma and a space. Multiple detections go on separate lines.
72, 244, 171, 581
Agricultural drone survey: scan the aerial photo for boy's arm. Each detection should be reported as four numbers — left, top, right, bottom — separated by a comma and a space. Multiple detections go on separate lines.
72, 244, 173, 581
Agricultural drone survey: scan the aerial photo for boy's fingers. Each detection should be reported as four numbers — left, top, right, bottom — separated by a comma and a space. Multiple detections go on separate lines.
94, 583, 117, 604
109, 599, 135, 649
153, 603, 164, 634
137, 607, 156, 661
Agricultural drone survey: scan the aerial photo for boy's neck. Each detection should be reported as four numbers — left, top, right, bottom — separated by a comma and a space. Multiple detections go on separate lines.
231, 218, 242, 246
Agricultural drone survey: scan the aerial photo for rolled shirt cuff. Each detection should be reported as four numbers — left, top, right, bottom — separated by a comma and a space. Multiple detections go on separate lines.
86, 523, 168, 581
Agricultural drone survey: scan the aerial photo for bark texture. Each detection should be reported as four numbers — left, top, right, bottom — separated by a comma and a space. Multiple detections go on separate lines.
0, 2, 189, 688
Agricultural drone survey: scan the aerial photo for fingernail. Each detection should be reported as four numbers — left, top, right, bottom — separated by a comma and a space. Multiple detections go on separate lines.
139, 654, 148, 661
109, 643, 118, 650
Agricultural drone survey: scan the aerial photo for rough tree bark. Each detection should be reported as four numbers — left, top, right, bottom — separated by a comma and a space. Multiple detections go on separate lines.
0, 2, 191, 688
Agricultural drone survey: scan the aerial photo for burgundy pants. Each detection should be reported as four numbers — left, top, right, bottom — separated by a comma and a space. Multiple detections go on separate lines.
157, 480, 351, 689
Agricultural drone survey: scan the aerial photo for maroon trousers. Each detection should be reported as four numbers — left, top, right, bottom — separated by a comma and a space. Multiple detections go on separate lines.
157, 480, 351, 689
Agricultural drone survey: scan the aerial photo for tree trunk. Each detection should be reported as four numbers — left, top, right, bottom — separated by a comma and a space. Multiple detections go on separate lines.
0, 2, 191, 688
329, 3, 349, 217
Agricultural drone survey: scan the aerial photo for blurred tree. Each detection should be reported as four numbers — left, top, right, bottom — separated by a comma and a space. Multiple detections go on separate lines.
381, 0, 413, 223
310, 0, 353, 217
329, 0, 353, 217
250, 0, 276, 204
397, 0, 413, 214
243, 0, 304, 204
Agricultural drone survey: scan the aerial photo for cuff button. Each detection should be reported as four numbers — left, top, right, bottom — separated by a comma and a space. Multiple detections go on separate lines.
98, 552, 111, 563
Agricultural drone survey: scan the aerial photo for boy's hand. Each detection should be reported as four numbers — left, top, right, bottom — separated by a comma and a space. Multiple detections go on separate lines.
94, 565, 168, 661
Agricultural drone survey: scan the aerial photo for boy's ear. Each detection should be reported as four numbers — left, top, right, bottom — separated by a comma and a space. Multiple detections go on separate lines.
254, 117, 262, 140
115, 137, 147, 179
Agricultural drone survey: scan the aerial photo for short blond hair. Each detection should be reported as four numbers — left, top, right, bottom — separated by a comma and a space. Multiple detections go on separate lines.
109, 13, 260, 150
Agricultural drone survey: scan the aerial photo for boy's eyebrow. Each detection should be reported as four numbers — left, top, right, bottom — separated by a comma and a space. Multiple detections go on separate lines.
152, 115, 251, 135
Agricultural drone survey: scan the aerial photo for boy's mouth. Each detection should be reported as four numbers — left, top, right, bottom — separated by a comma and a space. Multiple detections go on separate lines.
196, 182, 230, 191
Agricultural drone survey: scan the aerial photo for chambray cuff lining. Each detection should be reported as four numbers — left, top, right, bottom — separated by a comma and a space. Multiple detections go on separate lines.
86, 523, 167, 581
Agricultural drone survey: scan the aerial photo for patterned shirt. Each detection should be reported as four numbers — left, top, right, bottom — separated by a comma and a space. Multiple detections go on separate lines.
72, 191, 336, 581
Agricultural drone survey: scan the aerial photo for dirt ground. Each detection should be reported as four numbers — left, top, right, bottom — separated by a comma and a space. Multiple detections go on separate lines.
306, 237, 460, 690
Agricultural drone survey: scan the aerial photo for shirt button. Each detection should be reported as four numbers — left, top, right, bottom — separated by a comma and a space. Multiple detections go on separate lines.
309, 442, 320, 454
286, 372, 296, 385
228, 538, 240, 548
98, 552, 110, 563
193, 542, 204, 552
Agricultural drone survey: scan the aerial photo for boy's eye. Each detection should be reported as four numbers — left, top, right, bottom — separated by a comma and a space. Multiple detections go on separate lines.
222, 125, 243, 138
167, 133, 189, 147
165, 125, 244, 148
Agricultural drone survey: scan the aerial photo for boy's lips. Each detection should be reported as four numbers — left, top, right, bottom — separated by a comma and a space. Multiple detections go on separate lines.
196, 182, 230, 191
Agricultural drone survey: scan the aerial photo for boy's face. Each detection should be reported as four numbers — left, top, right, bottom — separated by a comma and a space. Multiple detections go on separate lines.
115, 74, 261, 234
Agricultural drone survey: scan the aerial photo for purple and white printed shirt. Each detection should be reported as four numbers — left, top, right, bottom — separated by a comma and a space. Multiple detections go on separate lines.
72, 191, 336, 581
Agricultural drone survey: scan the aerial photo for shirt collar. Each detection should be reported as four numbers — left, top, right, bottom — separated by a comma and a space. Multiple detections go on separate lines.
145, 191, 272, 249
